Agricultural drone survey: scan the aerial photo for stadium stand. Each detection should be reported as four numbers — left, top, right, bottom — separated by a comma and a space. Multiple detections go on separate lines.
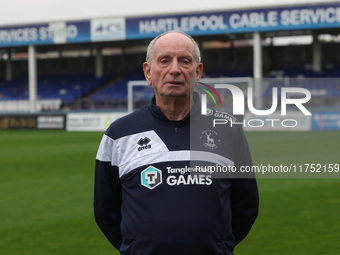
1, 60, 339, 113
0, 73, 106, 110
86, 68, 145, 109
206, 68, 253, 78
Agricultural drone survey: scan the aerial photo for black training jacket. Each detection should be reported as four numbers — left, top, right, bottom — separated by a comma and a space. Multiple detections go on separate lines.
94, 93, 259, 255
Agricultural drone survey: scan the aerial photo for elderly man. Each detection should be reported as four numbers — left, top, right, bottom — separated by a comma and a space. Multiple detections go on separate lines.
94, 30, 259, 255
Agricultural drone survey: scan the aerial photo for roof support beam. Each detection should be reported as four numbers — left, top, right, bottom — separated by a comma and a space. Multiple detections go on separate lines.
253, 32, 263, 79
28, 45, 37, 113
253, 32, 263, 109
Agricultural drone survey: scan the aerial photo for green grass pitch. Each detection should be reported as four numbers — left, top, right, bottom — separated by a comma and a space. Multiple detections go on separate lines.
0, 130, 339, 255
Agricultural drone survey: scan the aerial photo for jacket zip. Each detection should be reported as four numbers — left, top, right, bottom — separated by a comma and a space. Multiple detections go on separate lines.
175, 127, 179, 151
174, 125, 179, 150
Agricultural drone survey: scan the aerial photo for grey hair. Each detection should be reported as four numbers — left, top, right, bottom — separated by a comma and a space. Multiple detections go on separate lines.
146, 30, 201, 66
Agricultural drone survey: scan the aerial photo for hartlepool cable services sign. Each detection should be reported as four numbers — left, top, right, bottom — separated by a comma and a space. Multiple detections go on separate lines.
1, 3, 340, 47
125, 3, 340, 39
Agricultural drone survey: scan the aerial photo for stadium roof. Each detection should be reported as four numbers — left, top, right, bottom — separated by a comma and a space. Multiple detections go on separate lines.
1, 0, 340, 49
0, 0, 339, 26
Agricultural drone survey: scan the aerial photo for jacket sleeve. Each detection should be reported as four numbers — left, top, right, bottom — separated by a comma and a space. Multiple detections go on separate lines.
230, 129, 259, 246
94, 134, 122, 250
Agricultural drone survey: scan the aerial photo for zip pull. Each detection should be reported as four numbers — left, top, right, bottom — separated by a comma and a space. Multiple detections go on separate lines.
174, 126, 179, 150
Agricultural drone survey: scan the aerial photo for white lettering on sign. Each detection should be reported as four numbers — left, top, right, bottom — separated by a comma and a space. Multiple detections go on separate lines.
0, 27, 38, 43
139, 15, 227, 34
230, 11, 279, 29
280, 7, 340, 26
0, 24, 78, 44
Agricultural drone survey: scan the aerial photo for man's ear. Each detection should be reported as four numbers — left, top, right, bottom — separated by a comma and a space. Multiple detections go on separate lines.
196, 63, 203, 81
143, 62, 152, 86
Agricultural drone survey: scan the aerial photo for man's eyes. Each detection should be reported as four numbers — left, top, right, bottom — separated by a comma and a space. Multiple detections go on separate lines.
159, 58, 191, 65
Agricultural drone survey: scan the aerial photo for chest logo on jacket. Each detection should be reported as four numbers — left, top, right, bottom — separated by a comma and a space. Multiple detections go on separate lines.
141, 166, 162, 189
137, 137, 151, 151
200, 130, 220, 150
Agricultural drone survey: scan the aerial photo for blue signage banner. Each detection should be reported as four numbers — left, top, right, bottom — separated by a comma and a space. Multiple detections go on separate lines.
0, 3, 339, 47
126, 3, 340, 39
0, 21, 90, 47
311, 112, 340, 130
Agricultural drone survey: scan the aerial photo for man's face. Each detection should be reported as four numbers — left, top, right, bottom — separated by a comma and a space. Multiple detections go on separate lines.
143, 33, 203, 101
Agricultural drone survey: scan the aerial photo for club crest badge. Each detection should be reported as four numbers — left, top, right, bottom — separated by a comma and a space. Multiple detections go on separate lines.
200, 130, 220, 150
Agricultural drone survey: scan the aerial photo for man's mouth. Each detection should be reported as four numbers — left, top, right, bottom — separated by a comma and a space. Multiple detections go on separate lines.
166, 81, 184, 85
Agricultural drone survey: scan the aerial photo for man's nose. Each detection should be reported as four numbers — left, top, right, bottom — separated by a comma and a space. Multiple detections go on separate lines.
168, 60, 181, 76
